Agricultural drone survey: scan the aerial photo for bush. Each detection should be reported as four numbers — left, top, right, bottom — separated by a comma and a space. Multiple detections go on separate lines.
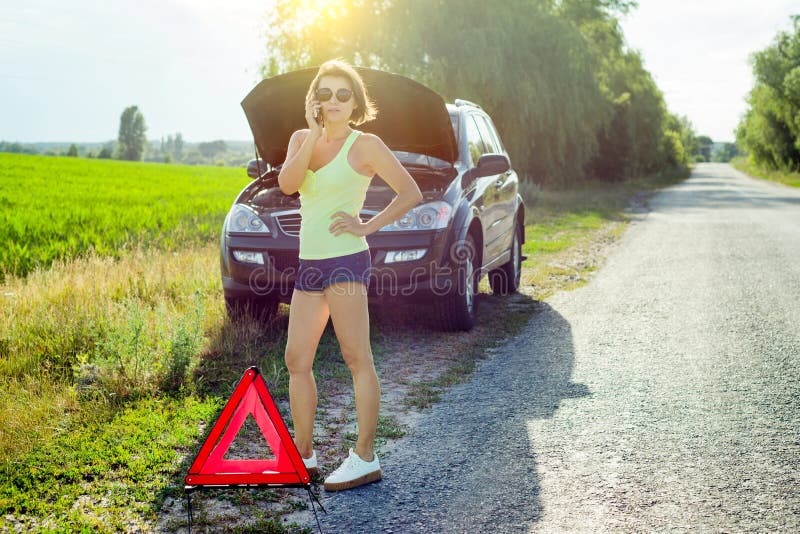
661, 130, 687, 168
159, 319, 202, 394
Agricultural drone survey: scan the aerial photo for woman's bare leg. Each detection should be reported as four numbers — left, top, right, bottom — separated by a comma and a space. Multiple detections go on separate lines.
324, 281, 380, 461
285, 288, 330, 458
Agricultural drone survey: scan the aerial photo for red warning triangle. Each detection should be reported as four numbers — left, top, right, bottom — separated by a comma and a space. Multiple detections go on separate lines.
185, 367, 310, 487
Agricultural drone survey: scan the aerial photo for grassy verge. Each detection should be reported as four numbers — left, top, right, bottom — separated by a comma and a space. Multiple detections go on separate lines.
730, 156, 800, 188
2, 396, 222, 532
0, 240, 404, 532
0, 166, 689, 532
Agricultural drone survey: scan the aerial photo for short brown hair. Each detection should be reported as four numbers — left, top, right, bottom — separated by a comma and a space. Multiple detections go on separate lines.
306, 58, 378, 126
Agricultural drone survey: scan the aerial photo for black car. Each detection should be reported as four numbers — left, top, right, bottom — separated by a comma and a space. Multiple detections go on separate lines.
222, 67, 525, 331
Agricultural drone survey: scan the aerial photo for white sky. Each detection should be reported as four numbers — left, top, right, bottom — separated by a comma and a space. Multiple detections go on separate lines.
620, 0, 800, 142
0, 0, 268, 143
1, 0, 798, 143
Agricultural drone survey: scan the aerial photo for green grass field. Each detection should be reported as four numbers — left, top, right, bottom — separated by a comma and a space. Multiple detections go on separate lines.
0, 153, 251, 282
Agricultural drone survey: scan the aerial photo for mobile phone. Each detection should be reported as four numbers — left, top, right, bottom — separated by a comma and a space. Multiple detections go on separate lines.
313, 107, 323, 125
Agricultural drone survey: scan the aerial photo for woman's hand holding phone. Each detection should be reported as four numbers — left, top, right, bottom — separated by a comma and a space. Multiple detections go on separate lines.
305, 99, 323, 138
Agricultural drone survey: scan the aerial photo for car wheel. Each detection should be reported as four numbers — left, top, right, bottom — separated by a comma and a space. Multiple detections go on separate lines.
489, 223, 522, 295
434, 233, 479, 331
225, 295, 280, 323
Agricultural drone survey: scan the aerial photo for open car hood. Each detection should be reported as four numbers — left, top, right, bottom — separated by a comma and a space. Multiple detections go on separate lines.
241, 67, 458, 168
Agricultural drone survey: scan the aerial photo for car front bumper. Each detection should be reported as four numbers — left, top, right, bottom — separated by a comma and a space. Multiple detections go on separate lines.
221, 228, 462, 304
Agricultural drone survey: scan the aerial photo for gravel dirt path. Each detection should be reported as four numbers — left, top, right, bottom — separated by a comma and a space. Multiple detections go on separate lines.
310, 163, 800, 532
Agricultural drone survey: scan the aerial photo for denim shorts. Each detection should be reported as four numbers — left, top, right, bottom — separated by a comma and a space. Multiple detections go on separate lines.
294, 249, 372, 293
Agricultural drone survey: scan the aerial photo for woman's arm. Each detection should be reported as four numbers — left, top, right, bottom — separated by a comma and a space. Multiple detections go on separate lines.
360, 134, 423, 235
278, 129, 319, 195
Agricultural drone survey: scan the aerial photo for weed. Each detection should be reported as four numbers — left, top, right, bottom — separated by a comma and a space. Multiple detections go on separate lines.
343, 414, 408, 452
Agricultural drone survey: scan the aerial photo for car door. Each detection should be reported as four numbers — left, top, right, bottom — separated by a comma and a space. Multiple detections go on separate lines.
475, 114, 517, 260
469, 113, 510, 263
464, 113, 502, 267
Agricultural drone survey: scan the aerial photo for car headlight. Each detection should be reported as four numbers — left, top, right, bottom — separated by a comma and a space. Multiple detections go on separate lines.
380, 201, 451, 231
226, 204, 270, 234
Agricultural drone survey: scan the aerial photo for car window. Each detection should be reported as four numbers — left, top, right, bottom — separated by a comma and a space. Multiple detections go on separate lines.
476, 115, 502, 154
465, 114, 489, 165
449, 113, 460, 144
482, 115, 506, 153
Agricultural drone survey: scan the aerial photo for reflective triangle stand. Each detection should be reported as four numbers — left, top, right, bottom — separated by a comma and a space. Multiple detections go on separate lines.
183, 366, 326, 533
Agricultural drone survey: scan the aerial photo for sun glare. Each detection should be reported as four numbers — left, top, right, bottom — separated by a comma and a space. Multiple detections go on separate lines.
292, 0, 348, 32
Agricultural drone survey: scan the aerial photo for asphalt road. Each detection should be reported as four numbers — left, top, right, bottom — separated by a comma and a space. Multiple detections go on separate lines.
313, 163, 800, 532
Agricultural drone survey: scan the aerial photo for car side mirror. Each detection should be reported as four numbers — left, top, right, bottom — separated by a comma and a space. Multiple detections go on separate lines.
474, 153, 510, 178
246, 158, 270, 180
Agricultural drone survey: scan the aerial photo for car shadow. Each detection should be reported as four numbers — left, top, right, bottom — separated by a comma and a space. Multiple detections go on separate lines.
316, 297, 589, 532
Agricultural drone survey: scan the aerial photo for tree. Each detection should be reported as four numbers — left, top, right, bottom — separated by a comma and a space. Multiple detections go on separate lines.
695, 136, 713, 162
261, 0, 611, 186
664, 114, 696, 165
67, 144, 79, 157
259, 0, 686, 187
174, 132, 185, 162
198, 140, 227, 159
0, 142, 38, 155
736, 15, 800, 170
116, 105, 147, 161
98, 143, 113, 159
557, 0, 671, 181
711, 142, 739, 162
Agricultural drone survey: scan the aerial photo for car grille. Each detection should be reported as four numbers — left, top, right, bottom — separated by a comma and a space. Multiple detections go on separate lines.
275, 213, 302, 236
275, 211, 376, 237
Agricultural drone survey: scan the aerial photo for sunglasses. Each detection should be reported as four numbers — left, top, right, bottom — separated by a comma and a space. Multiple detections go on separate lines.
315, 87, 353, 103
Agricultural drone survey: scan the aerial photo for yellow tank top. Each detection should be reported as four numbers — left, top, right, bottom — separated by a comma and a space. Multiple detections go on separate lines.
298, 129, 372, 259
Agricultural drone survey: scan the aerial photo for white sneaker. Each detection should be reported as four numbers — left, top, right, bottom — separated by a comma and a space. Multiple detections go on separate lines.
323, 448, 382, 491
301, 450, 318, 475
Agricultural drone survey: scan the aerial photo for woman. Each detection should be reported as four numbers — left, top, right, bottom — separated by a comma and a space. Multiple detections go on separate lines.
277, 58, 423, 491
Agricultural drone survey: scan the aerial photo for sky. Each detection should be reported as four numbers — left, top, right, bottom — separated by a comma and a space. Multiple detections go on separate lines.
619, 0, 799, 142
1, 1, 798, 144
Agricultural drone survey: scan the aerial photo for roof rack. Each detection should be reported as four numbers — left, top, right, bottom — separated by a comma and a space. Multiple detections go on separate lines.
454, 98, 482, 110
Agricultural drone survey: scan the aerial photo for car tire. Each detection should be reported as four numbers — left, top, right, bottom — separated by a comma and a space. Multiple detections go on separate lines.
225, 295, 280, 323
434, 233, 479, 331
489, 223, 522, 295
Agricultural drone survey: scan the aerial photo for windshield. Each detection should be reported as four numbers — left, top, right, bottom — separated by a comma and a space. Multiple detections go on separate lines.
450, 113, 459, 143
390, 113, 459, 169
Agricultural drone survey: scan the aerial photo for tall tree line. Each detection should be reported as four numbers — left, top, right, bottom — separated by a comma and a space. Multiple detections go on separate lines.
736, 15, 800, 171
260, 0, 692, 187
